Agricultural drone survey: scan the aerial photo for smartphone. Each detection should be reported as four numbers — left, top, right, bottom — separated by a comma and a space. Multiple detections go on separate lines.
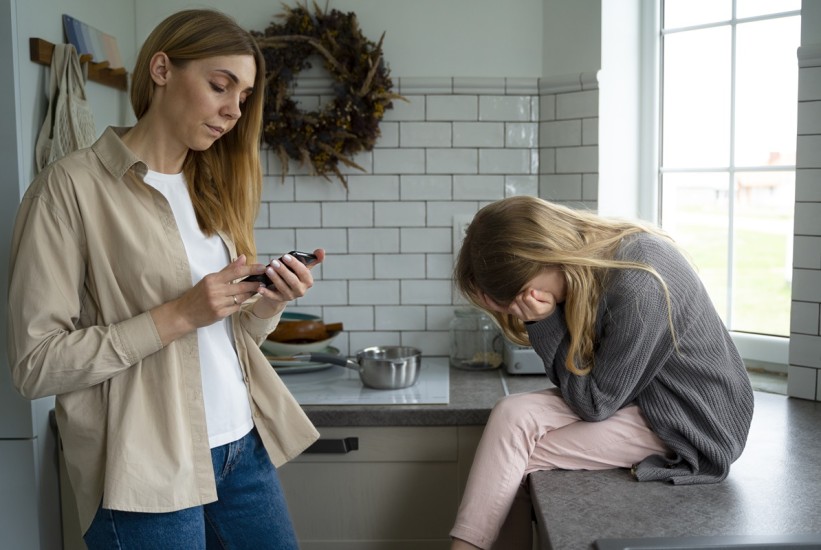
244, 250, 318, 285
285, 251, 319, 267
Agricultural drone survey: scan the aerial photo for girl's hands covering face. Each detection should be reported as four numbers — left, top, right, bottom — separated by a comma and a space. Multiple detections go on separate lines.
479, 289, 558, 323
478, 267, 566, 323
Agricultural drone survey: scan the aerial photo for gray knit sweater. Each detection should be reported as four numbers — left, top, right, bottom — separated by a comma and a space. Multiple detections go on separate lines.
526, 233, 754, 484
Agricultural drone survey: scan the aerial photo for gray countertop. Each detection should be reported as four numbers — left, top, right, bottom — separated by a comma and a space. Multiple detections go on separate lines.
294, 357, 554, 427
529, 391, 821, 549
293, 361, 821, 548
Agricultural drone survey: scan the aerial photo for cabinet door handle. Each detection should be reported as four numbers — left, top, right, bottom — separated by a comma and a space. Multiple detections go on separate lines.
303, 437, 359, 454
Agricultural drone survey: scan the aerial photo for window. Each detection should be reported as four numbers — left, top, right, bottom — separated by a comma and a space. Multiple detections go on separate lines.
659, 1, 800, 340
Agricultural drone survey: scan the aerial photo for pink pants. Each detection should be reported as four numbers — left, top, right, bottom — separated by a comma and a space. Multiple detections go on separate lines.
450, 388, 669, 549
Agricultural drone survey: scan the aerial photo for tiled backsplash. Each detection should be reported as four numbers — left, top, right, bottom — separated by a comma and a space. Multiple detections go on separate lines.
254, 75, 599, 357
539, 72, 600, 209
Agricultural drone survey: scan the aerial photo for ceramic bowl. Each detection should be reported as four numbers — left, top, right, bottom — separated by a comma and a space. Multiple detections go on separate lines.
280, 312, 322, 322
261, 311, 342, 355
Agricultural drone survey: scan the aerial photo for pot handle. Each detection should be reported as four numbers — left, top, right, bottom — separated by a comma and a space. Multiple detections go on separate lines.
293, 353, 359, 371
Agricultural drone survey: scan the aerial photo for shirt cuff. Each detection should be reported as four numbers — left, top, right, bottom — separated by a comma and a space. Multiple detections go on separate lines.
240, 304, 283, 341
112, 311, 163, 365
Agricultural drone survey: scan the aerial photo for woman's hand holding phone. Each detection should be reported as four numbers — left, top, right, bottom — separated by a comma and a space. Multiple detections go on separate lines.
251, 249, 324, 318
244, 250, 319, 286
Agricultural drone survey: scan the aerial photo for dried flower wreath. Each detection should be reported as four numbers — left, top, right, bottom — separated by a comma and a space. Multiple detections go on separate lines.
252, 3, 404, 187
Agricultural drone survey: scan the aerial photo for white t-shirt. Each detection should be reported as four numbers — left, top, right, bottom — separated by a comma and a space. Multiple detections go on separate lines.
144, 170, 254, 448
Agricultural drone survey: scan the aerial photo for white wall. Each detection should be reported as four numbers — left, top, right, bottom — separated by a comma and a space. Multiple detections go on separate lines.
14, 0, 136, 188
542, 0, 601, 78
597, 0, 643, 219
134, 0, 545, 78
252, 78, 544, 355
801, 0, 821, 42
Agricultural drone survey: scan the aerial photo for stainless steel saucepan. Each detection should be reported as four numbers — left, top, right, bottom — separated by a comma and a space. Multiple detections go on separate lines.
294, 346, 422, 390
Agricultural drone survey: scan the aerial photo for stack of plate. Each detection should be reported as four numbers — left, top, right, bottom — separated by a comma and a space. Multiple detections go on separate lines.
263, 312, 343, 374
266, 346, 341, 374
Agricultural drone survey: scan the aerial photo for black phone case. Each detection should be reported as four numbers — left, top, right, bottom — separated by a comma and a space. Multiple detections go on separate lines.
244, 251, 317, 285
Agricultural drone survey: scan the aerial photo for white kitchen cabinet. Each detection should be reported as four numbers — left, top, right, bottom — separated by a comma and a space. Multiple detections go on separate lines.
0, 439, 41, 549
277, 425, 483, 550
56, 425, 484, 549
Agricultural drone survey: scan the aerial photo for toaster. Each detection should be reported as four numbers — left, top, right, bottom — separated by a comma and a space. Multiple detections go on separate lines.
503, 341, 547, 375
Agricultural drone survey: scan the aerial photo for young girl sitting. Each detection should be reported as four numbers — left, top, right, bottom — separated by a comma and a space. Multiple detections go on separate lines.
449, 196, 754, 549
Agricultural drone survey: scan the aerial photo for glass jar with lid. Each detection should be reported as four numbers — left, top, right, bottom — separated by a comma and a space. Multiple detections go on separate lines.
449, 307, 504, 370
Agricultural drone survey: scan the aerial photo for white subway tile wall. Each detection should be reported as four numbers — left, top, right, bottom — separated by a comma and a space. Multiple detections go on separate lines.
788, 55, 821, 401
257, 76, 599, 357
539, 74, 599, 211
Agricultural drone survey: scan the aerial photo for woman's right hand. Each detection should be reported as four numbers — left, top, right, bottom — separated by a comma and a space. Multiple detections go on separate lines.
480, 288, 558, 323
150, 255, 266, 346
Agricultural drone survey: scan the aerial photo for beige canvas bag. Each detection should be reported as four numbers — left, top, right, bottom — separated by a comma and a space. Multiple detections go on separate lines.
35, 44, 96, 172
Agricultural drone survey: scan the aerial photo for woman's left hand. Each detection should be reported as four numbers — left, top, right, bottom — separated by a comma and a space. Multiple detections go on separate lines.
510, 288, 558, 322
480, 288, 558, 323
251, 249, 325, 318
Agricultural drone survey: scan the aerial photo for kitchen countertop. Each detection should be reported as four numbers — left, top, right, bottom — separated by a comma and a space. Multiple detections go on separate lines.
529, 391, 821, 549
288, 356, 554, 427
288, 359, 821, 549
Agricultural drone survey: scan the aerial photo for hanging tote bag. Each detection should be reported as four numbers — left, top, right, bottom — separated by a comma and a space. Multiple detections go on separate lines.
35, 43, 97, 172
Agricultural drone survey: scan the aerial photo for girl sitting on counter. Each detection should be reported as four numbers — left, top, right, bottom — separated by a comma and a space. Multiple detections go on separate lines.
449, 195, 754, 550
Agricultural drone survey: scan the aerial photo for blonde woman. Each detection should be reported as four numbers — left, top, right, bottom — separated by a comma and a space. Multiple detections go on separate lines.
8, 9, 322, 549
449, 196, 754, 549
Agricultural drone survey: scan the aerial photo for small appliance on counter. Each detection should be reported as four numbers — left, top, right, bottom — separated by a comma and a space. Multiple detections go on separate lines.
503, 340, 547, 375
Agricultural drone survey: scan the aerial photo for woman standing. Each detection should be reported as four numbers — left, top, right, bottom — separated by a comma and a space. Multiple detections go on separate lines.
8, 9, 320, 549
449, 196, 754, 549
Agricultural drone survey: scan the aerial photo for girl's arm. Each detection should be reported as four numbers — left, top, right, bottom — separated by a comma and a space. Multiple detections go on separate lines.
546, 268, 675, 421
525, 306, 568, 386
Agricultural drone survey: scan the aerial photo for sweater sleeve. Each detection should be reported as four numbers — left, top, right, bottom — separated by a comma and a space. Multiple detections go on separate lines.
527, 234, 755, 483
525, 307, 568, 387
530, 267, 676, 422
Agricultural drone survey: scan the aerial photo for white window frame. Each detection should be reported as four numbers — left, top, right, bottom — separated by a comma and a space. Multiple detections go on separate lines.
626, 0, 792, 368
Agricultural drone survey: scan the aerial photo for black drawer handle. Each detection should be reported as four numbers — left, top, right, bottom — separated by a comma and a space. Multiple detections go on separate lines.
303, 437, 359, 454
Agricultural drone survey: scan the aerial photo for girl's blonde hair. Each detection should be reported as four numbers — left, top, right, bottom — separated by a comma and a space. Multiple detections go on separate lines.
131, 9, 265, 261
454, 196, 676, 376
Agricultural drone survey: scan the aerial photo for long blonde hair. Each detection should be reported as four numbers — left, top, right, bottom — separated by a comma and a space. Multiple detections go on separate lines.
454, 196, 676, 376
130, 9, 265, 260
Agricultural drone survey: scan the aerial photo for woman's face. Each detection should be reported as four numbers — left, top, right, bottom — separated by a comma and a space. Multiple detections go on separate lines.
158, 54, 256, 151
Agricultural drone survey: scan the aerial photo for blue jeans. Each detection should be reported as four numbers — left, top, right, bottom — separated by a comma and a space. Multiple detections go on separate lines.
84, 428, 299, 549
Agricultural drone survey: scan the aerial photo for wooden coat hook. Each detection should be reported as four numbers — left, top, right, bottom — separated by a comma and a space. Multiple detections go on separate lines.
29, 37, 128, 91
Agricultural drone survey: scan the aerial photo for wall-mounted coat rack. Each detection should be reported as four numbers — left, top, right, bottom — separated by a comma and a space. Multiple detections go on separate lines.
29, 37, 128, 91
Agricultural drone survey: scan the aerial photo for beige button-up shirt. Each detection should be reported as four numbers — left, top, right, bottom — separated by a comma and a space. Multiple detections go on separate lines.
7, 127, 319, 534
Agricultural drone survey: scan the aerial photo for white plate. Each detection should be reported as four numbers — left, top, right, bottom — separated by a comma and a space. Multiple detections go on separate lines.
261, 334, 339, 355
268, 346, 340, 374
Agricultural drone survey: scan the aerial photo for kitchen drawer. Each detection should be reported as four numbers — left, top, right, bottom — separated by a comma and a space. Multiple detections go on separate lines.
281, 461, 457, 545
278, 425, 483, 550
292, 426, 458, 463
